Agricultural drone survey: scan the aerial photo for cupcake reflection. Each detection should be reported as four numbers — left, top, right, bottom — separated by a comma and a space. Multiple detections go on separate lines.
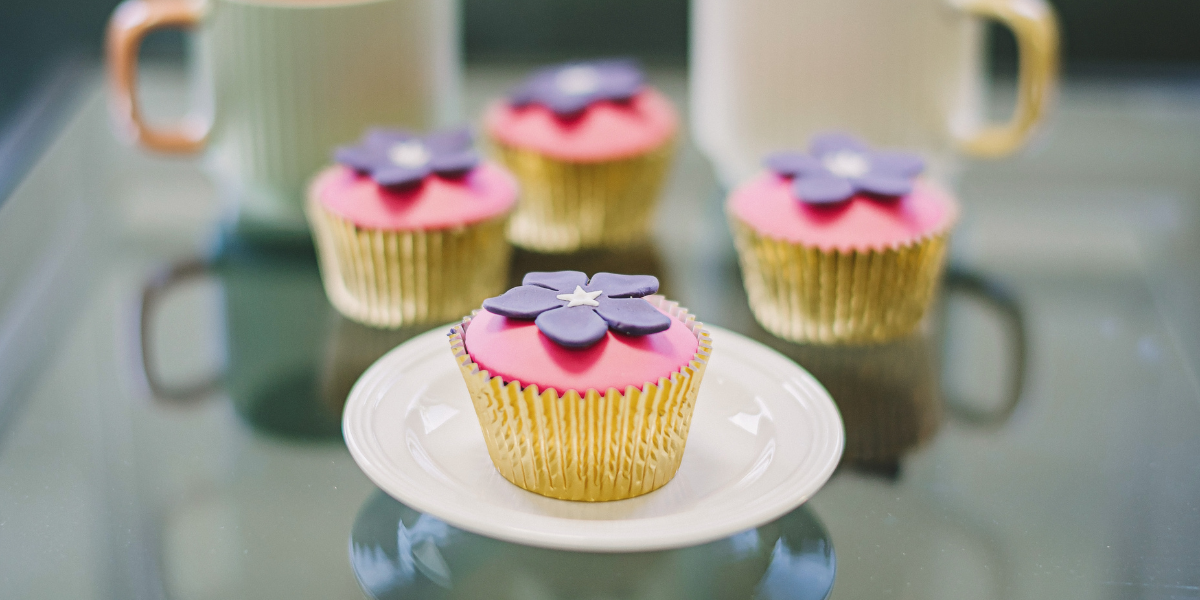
349, 491, 836, 600
776, 331, 942, 476
318, 317, 428, 415
748, 267, 1026, 478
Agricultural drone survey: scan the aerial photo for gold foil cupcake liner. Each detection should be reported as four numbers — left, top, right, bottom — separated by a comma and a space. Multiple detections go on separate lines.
306, 194, 512, 329
490, 139, 675, 253
730, 215, 950, 344
449, 295, 712, 501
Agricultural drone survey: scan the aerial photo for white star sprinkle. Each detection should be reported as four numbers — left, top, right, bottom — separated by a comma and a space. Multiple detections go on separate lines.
557, 285, 602, 307
555, 66, 601, 96
822, 150, 870, 178
388, 141, 430, 168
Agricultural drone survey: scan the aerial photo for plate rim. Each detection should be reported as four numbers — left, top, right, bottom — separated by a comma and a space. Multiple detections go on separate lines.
343, 323, 844, 552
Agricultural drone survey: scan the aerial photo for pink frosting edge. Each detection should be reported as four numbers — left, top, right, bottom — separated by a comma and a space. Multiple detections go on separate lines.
455, 301, 708, 395
310, 162, 518, 231
483, 88, 679, 163
727, 174, 960, 252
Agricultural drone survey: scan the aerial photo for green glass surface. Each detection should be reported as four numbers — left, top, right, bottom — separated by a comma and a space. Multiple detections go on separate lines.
0, 65, 1198, 599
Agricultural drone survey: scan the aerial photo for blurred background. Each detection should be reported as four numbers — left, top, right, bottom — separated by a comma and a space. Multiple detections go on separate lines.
4, 0, 1200, 196
4, 0, 1200, 124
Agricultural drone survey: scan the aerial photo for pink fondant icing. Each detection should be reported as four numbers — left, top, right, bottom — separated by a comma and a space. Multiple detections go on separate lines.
727, 174, 959, 252
463, 305, 699, 394
312, 162, 517, 231
484, 89, 677, 163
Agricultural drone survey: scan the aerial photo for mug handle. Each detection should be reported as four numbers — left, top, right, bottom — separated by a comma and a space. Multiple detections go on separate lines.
940, 267, 1028, 428
138, 259, 225, 402
106, 0, 208, 153
953, 0, 1059, 158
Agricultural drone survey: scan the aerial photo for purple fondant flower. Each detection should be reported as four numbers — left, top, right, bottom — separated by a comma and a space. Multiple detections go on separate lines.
509, 59, 644, 117
764, 133, 925, 205
481, 271, 670, 348
334, 128, 480, 189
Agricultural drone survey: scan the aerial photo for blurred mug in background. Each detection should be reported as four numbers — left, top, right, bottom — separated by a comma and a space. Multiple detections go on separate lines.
690, 0, 1059, 185
107, 0, 460, 243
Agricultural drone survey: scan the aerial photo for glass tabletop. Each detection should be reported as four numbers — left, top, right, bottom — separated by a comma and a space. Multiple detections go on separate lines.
1, 64, 1199, 599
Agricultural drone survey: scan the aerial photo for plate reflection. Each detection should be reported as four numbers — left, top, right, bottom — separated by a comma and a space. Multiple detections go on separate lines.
349, 491, 836, 600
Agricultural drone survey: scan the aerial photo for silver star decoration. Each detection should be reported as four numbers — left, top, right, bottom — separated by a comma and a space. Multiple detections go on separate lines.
387, 141, 430, 168
556, 285, 602, 307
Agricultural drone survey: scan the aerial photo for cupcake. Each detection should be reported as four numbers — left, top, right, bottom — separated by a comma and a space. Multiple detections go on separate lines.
448, 271, 711, 501
307, 128, 518, 328
484, 59, 678, 252
727, 133, 958, 344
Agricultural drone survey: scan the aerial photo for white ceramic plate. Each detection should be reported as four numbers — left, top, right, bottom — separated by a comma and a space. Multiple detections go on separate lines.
343, 324, 844, 552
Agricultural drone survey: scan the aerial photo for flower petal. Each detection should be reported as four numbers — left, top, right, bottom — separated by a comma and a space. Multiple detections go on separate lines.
509, 84, 537, 107
424, 129, 474, 154
430, 149, 479, 177
852, 173, 914, 197
594, 298, 672, 336
482, 285, 564, 319
809, 132, 869, 158
541, 91, 594, 117
372, 164, 432, 189
869, 151, 925, 178
535, 306, 609, 348
793, 173, 855, 204
586, 273, 658, 298
763, 152, 825, 177
523, 271, 589, 292
334, 145, 387, 173
363, 128, 416, 152
509, 68, 558, 106
593, 58, 644, 100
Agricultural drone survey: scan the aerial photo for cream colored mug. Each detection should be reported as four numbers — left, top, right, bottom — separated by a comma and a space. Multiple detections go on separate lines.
107, 0, 460, 240
690, 0, 1058, 184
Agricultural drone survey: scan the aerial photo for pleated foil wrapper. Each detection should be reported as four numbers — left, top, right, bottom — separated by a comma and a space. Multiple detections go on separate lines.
490, 139, 675, 253
730, 215, 951, 344
306, 195, 513, 329
449, 295, 712, 501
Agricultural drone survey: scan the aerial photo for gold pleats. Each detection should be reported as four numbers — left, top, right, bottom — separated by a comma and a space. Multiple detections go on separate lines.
449, 296, 712, 501
729, 215, 950, 344
307, 195, 512, 329
490, 139, 675, 253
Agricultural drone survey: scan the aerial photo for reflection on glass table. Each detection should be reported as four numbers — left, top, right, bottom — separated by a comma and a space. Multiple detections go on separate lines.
751, 267, 1027, 479
138, 236, 429, 440
349, 491, 835, 600
3, 65, 1200, 599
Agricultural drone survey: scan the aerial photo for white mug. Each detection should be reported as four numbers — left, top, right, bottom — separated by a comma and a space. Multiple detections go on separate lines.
690, 0, 1059, 184
107, 0, 460, 240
